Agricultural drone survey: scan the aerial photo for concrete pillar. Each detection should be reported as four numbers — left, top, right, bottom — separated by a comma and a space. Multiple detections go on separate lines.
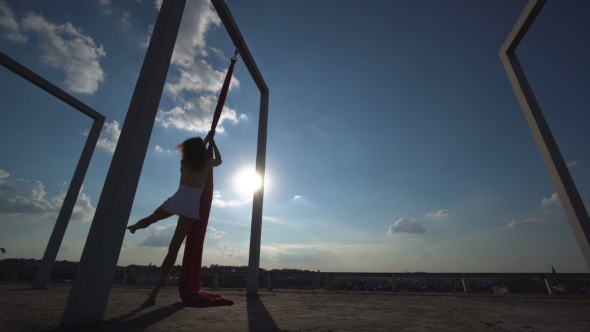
60, 0, 187, 326
326, 273, 331, 290
390, 273, 396, 291
12, 270, 18, 283
33, 119, 103, 289
461, 274, 471, 293
266, 272, 272, 290
246, 91, 269, 296
500, 0, 590, 270
213, 272, 219, 290
543, 274, 555, 295
121, 272, 128, 286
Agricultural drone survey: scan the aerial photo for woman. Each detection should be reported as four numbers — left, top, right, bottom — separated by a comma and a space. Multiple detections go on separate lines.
127, 134, 222, 306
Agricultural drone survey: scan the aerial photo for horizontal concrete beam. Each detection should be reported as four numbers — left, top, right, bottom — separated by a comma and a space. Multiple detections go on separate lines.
0, 52, 104, 120
210, 0, 268, 93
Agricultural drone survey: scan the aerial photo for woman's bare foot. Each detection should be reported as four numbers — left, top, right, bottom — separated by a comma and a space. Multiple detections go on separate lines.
142, 296, 156, 306
127, 225, 137, 234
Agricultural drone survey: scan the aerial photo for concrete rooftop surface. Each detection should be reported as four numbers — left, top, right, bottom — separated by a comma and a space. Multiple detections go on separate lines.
1, 284, 590, 331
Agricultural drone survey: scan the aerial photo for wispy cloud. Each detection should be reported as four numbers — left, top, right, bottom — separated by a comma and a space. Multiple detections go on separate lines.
427, 209, 449, 218
99, 0, 112, 14
212, 191, 251, 207
388, 218, 426, 235
567, 160, 582, 168
207, 226, 226, 239
418, 249, 432, 259
0, 0, 28, 42
541, 193, 560, 207
306, 118, 334, 143
263, 216, 294, 226
120, 12, 131, 30
500, 217, 544, 230
96, 120, 121, 153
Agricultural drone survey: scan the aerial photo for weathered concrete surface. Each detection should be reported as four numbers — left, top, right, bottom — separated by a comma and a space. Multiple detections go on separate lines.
1, 284, 589, 331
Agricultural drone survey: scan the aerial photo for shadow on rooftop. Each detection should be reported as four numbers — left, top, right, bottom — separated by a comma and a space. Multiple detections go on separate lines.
109, 305, 183, 330
247, 295, 281, 331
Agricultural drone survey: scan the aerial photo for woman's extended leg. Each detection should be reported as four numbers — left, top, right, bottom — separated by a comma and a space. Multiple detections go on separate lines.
127, 206, 173, 234
143, 215, 195, 306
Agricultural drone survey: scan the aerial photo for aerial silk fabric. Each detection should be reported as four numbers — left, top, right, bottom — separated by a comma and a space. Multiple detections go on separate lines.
174, 56, 238, 307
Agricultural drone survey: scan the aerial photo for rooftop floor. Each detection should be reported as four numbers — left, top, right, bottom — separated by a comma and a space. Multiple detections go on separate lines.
1, 284, 589, 331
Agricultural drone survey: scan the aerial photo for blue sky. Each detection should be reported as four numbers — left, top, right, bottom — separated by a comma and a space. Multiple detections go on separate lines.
0, 0, 589, 273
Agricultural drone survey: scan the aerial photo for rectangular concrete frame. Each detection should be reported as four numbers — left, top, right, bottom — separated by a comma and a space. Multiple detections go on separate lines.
0, 52, 105, 290
59, 0, 269, 325
60, 0, 188, 325
500, 0, 590, 270
210, 0, 270, 296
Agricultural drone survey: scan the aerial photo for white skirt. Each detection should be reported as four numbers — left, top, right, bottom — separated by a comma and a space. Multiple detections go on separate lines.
161, 184, 204, 220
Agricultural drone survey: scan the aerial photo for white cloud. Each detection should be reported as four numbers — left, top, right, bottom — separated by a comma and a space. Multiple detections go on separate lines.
207, 226, 226, 239
157, 95, 246, 133
212, 190, 251, 207
120, 12, 131, 30
169, 0, 220, 67
140, 224, 174, 247
541, 192, 560, 207
294, 195, 303, 200
51, 182, 95, 223
165, 59, 240, 96
140, 24, 153, 48
154, 145, 171, 153
388, 218, 426, 235
21, 12, 106, 94
0, 171, 95, 222
501, 217, 544, 230
150, 0, 246, 133
99, 0, 111, 5
0, 0, 27, 42
567, 160, 582, 168
96, 120, 121, 153
427, 209, 449, 218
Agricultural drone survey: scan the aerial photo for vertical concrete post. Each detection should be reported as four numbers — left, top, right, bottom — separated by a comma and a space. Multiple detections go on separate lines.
500, 0, 590, 270
12, 270, 18, 283
121, 272, 128, 286
461, 274, 471, 293
213, 272, 219, 289
543, 274, 555, 295
246, 91, 269, 296
326, 273, 331, 290
390, 273, 396, 291
60, 0, 187, 326
33, 118, 103, 289
266, 272, 272, 290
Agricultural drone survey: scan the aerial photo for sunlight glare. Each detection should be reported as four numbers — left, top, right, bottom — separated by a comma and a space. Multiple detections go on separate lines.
234, 169, 263, 193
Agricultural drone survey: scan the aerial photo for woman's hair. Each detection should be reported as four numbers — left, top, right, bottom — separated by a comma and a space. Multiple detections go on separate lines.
176, 137, 207, 172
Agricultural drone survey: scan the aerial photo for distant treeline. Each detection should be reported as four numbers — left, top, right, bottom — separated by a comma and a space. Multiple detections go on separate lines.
0, 258, 318, 273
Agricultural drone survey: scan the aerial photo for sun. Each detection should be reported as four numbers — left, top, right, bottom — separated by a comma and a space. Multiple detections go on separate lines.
234, 169, 263, 193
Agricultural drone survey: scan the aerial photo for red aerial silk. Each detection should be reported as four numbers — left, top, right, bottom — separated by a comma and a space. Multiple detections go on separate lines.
174, 56, 238, 307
